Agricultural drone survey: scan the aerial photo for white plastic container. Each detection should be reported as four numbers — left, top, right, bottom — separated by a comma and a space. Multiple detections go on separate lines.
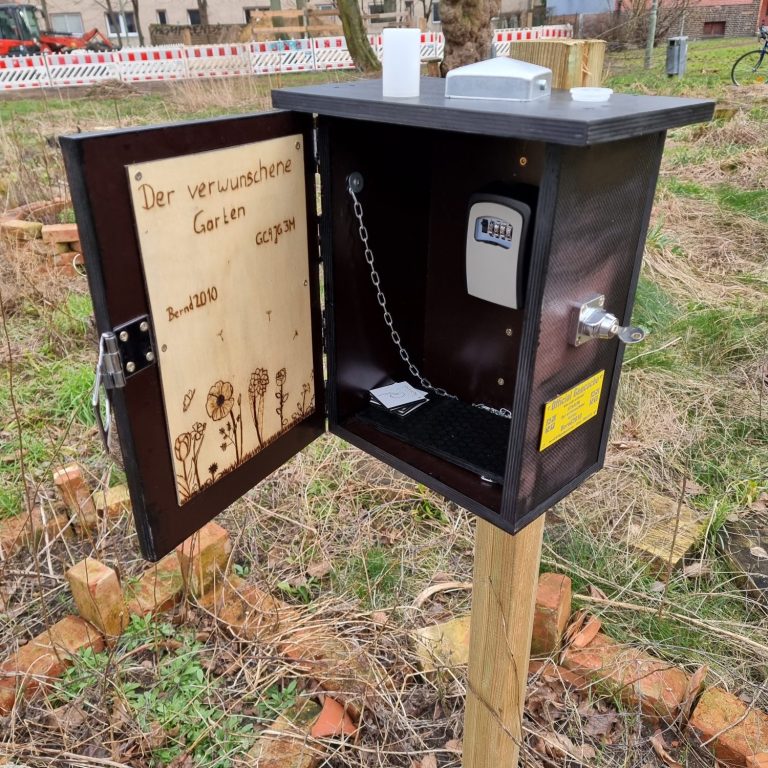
382, 28, 421, 98
570, 87, 613, 102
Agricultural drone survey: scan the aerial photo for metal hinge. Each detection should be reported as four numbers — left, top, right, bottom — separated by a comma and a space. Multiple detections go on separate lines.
92, 316, 155, 452
97, 332, 126, 390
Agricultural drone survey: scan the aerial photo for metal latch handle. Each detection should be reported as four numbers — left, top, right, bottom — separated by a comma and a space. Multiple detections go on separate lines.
571, 295, 647, 347
93, 332, 125, 452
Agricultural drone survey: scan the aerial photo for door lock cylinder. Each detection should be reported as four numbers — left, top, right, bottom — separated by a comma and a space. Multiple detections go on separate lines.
571, 295, 646, 347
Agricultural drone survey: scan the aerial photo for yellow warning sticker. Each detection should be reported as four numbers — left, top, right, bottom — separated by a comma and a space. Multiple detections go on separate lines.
539, 370, 605, 451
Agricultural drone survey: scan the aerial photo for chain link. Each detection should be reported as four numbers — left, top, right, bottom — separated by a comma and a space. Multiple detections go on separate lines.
348, 183, 512, 420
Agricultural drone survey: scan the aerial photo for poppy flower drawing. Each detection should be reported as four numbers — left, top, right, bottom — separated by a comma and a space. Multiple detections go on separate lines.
206, 380, 235, 421
207, 379, 243, 464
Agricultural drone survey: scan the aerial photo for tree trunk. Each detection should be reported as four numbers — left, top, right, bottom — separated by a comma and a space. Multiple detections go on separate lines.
197, 0, 209, 26
105, 0, 123, 48
38, 0, 51, 29
439, 0, 499, 75
131, 0, 145, 46
336, 0, 380, 72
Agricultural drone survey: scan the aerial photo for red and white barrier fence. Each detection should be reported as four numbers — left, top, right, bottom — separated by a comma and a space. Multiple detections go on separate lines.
0, 26, 572, 91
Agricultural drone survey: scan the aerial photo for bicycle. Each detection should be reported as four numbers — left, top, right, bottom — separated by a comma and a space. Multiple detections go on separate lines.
731, 25, 768, 85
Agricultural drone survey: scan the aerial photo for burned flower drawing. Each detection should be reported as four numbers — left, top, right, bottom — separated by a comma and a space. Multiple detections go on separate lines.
174, 433, 191, 463
275, 367, 289, 429
206, 380, 234, 421
292, 380, 314, 421
173, 421, 206, 503
248, 367, 269, 447
207, 380, 243, 463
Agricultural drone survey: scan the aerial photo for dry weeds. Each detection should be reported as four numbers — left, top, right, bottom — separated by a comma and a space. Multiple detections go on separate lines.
1, 68, 767, 767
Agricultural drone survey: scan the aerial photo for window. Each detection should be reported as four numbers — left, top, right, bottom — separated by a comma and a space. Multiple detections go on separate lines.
105, 10, 138, 36
369, 0, 395, 12
703, 20, 725, 36
16, 5, 41, 37
187, 8, 201, 24
49, 12, 84, 34
156, 9, 168, 23
432, 1, 440, 21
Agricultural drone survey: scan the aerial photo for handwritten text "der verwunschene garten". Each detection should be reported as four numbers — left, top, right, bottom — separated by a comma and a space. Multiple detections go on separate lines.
135, 155, 293, 236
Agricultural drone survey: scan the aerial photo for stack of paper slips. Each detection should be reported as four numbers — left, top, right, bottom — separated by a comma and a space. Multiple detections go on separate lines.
369, 381, 429, 416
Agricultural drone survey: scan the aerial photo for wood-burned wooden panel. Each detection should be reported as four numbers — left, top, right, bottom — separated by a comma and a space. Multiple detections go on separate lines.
127, 135, 315, 506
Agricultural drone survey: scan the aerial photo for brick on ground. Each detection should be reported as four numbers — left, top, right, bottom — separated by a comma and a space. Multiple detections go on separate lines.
719, 514, 768, 609
280, 630, 382, 720
95, 484, 132, 519
561, 631, 689, 720
412, 571, 572, 671
11, 197, 69, 221
0, 508, 70, 561
52, 251, 84, 278
1, 219, 43, 241
66, 558, 127, 638
41, 223, 79, 244
197, 573, 296, 639
629, 492, 708, 577
311, 696, 357, 738
413, 615, 470, 672
529, 659, 590, 690
0, 516, 26, 561
689, 687, 768, 767
53, 464, 98, 529
199, 571, 384, 720
531, 572, 572, 656
748, 755, 768, 768
176, 521, 232, 596
238, 699, 322, 768
0, 615, 104, 715
125, 552, 185, 616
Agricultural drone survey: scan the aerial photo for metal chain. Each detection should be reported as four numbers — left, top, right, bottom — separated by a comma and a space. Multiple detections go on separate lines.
348, 183, 512, 420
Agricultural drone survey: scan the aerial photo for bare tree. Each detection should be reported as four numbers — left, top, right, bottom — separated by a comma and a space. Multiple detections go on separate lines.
197, 0, 209, 25
104, 0, 123, 47
336, 0, 380, 72
38, 0, 51, 29
418, 0, 435, 27
130, 0, 144, 45
440, 0, 499, 74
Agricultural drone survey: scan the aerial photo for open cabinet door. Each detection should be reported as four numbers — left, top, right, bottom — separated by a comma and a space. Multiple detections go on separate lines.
61, 111, 325, 561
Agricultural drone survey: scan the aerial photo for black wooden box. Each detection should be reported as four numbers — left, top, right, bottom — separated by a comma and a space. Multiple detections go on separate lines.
62, 78, 713, 560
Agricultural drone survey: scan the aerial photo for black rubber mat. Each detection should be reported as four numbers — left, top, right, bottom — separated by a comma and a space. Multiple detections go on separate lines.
357, 396, 510, 482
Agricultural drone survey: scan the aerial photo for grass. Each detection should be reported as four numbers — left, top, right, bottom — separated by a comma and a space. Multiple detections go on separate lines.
1, 41, 767, 767
54, 616, 260, 767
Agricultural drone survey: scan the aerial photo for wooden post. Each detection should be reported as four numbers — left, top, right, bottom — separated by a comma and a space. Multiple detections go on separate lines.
463, 515, 545, 767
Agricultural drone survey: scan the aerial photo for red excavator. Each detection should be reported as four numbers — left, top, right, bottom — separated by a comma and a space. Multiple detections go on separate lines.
0, 4, 112, 55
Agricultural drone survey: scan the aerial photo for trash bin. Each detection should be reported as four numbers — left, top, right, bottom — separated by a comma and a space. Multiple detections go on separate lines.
666, 36, 688, 77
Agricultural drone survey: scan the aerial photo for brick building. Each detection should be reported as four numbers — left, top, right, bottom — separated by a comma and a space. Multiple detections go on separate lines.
550, 0, 765, 39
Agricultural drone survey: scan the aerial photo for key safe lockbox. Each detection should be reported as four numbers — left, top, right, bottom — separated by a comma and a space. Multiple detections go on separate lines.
62, 78, 714, 561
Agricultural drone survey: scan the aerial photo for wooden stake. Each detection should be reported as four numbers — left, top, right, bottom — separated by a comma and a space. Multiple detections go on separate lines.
463, 516, 545, 767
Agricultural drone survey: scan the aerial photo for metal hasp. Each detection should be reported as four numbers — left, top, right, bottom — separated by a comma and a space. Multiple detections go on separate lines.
91, 317, 155, 452
96, 331, 126, 389
571, 295, 647, 347
92, 331, 123, 452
